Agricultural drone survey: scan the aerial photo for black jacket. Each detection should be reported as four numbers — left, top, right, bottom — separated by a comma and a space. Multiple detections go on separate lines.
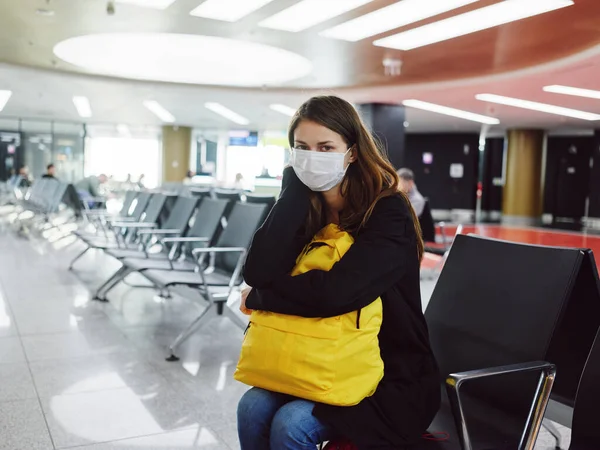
244, 168, 440, 449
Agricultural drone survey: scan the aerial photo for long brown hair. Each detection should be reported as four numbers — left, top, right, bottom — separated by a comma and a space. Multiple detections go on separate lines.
288, 95, 424, 260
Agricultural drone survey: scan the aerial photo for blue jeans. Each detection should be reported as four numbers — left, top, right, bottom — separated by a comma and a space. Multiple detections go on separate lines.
237, 387, 336, 450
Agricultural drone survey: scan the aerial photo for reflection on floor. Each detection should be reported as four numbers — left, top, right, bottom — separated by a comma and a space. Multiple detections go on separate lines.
0, 229, 572, 449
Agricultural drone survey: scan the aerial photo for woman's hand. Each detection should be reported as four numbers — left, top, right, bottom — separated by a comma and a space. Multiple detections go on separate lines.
240, 287, 253, 316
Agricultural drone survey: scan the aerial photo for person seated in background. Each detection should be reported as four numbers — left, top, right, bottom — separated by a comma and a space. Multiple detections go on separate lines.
75, 174, 107, 208
183, 170, 195, 185
233, 173, 246, 191
16, 166, 32, 188
122, 173, 136, 190
257, 166, 274, 179
42, 163, 57, 179
398, 168, 425, 217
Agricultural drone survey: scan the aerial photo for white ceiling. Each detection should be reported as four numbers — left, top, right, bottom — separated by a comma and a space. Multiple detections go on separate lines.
1, 0, 600, 134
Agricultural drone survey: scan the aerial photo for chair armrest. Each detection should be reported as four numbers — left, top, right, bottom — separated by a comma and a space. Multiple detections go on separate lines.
161, 237, 211, 243
447, 361, 555, 386
446, 361, 556, 450
136, 229, 181, 236
160, 237, 211, 262
110, 216, 136, 221
111, 222, 157, 228
191, 247, 247, 290
191, 247, 246, 255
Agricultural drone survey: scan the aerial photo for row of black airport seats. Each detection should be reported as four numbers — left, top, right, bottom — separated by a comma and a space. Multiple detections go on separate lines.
68, 188, 274, 360
5, 179, 600, 449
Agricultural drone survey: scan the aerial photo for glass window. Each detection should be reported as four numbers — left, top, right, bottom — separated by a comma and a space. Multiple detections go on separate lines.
18, 121, 85, 183
224, 145, 285, 190
85, 137, 161, 188
195, 139, 218, 175
0, 129, 22, 181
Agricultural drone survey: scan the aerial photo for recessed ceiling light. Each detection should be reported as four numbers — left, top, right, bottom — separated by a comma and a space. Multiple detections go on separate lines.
36, 8, 55, 16
190, 0, 276, 22
543, 85, 600, 100
0, 90, 12, 112
205, 102, 249, 125
403, 99, 500, 125
476, 94, 600, 121
117, 124, 132, 136
54, 33, 312, 87
143, 100, 175, 123
374, 0, 573, 50
321, 0, 478, 42
72, 96, 92, 118
259, 0, 372, 33
116, 0, 177, 10
269, 104, 297, 117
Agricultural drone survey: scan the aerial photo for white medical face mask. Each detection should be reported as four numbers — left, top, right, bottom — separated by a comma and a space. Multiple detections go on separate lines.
290, 148, 351, 192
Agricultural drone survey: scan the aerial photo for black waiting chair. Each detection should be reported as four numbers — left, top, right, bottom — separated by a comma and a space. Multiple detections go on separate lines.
84, 190, 138, 220
93, 198, 229, 301
14, 179, 68, 228
103, 195, 198, 260
188, 187, 213, 200
90, 196, 199, 299
140, 201, 268, 360
540, 247, 600, 450
244, 194, 276, 213
69, 193, 168, 270
569, 327, 600, 450
105, 192, 168, 242
73, 191, 151, 241
213, 189, 242, 222
419, 235, 592, 449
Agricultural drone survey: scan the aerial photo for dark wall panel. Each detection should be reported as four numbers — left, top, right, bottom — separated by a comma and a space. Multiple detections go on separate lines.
590, 132, 600, 218
359, 103, 405, 169
404, 133, 479, 210
544, 136, 592, 219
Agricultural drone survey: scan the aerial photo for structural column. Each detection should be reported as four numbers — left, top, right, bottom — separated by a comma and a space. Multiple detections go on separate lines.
162, 125, 192, 183
358, 103, 406, 169
502, 129, 544, 225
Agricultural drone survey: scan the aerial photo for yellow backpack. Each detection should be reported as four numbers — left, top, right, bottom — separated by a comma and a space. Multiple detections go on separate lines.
234, 223, 384, 406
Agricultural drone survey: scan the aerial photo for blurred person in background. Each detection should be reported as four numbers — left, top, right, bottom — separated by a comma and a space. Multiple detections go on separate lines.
122, 174, 136, 190
16, 166, 32, 188
76, 174, 108, 209
257, 166, 273, 179
42, 163, 57, 179
397, 168, 425, 217
233, 173, 247, 191
137, 174, 145, 189
183, 170, 195, 185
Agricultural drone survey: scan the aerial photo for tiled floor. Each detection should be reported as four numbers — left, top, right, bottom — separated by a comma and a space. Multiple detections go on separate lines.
0, 225, 571, 449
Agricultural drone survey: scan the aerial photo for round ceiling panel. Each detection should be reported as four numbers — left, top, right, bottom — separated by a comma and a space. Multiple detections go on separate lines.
54, 33, 313, 87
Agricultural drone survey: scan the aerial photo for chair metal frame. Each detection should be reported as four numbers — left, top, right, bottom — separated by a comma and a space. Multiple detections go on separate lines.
446, 361, 556, 450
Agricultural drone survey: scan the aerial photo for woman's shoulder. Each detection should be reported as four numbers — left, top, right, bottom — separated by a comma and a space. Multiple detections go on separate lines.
357, 192, 414, 236
371, 192, 412, 217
